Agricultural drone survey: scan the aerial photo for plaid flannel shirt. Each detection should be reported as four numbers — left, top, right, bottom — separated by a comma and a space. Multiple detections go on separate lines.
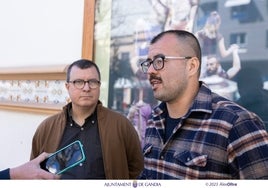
140, 82, 268, 179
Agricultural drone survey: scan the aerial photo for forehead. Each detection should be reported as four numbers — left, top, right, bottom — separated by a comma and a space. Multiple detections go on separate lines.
148, 34, 181, 56
70, 66, 99, 79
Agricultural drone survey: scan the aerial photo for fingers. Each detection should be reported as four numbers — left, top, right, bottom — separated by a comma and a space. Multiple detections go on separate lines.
38, 170, 60, 180
34, 152, 49, 163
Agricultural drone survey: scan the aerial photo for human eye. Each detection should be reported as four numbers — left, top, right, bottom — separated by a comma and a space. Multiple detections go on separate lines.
89, 79, 100, 84
73, 79, 84, 86
153, 57, 164, 68
88, 79, 100, 88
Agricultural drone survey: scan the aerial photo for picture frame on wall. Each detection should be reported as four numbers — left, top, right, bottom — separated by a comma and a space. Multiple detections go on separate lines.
91, 0, 268, 131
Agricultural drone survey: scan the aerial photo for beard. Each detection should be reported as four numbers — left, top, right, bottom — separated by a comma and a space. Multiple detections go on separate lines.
153, 79, 187, 103
206, 69, 217, 76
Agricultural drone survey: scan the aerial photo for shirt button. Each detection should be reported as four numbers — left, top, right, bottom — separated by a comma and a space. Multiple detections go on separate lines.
187, 157, 191, 161
81, 127, 84, 131
160, 155, 164, 160
79, 163, 83, 166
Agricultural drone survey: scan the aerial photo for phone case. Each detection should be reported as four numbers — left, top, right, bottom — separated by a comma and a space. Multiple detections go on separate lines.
42, 140, 86, 175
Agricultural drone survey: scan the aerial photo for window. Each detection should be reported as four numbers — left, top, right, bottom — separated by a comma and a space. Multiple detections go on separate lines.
230, 32, 247, 47
230, 0, 263, 23
231, 5, 247, 20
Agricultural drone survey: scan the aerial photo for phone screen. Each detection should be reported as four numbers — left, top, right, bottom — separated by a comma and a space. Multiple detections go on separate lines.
40, 140, 85, 175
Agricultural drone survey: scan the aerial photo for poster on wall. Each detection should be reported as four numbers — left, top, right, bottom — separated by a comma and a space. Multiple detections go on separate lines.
94, 0, 268, 140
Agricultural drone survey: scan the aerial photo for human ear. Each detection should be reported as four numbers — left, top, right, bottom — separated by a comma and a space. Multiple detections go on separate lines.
187, 57, 200, 76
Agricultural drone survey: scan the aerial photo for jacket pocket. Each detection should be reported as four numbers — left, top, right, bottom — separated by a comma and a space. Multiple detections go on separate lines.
174, 150, 207, 167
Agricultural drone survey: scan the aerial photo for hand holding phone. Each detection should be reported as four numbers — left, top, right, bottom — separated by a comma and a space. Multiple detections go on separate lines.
40, 140, 86, 175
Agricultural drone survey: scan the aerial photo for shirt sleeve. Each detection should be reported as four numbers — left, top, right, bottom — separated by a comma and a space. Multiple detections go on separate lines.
0, 168, 11, 179
228, 117, 268, 179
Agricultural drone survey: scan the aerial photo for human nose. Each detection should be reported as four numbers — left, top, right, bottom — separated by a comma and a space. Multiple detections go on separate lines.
82, 81, 91, 90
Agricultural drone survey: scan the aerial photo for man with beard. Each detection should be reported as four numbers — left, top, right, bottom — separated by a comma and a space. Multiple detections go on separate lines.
203, 47, 241, 79
138, 30, 268, 179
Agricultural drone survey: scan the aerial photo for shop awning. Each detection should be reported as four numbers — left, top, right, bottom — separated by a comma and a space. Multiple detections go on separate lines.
224, 0, 251, 7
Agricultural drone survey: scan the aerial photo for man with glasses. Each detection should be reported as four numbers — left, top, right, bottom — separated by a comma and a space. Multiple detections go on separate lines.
139, 30, 268, 179
30, 59, 143, 179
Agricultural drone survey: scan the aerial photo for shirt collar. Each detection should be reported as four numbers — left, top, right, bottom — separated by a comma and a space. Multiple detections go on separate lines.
67, 103, 98, 124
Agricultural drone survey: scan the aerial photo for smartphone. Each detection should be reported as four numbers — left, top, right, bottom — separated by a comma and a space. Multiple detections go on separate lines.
40, 140, 86, 175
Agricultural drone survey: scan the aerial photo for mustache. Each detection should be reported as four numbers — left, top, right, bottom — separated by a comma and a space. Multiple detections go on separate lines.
149, 75, 162, 82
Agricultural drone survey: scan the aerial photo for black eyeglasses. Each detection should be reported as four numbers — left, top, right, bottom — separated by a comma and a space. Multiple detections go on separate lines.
68, 79, 101, 89
140, 54, 192, 73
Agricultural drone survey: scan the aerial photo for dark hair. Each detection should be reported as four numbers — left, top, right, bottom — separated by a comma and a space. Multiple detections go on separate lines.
66, 59, 101, 82
207, 54, 221, 62
150, 30, 202, 72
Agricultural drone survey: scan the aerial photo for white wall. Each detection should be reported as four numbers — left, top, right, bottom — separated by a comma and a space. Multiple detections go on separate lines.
0, 0, 84, 67
0, 110, 50, 169
0, 0, 84, 169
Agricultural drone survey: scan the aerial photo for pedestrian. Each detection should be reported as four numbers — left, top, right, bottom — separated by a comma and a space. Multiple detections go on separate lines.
139, 30, 268, 179
30, 59, 143, 179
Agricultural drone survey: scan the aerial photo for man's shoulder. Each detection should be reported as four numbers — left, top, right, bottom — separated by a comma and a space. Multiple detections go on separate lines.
37, 109, 66, 131
43, 110, 65, 122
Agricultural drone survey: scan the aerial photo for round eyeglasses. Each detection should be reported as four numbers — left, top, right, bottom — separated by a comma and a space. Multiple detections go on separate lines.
140, 54, 192, 73
68, 79, 101, 89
